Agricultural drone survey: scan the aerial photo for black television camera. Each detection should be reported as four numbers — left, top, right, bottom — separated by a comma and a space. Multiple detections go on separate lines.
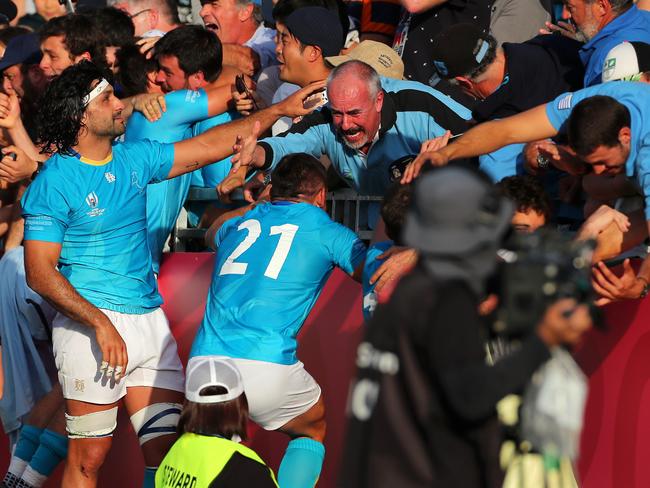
494, 228, 601, 338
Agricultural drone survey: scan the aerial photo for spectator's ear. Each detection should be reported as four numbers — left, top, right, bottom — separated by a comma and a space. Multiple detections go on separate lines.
238, 3, 254, 21
305, 45, 321, 62
148, 8, 159, 30
188, 71, 206, 91
618, 126, 631, 146
74, 52, 92, 63
375, 90, 384, 112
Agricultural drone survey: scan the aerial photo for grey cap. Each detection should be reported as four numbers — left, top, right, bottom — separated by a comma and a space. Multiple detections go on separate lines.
403, 166, 513, 255
185, 356, 244, 404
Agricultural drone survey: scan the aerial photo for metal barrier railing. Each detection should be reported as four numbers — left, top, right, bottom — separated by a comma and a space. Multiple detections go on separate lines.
171, 188, 383, 251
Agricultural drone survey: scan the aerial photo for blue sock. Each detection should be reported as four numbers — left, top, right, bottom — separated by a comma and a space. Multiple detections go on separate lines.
142, 467, 157, 488
278, 438, 325, 488
14, 426, 44, 462
29, 430, 68, 476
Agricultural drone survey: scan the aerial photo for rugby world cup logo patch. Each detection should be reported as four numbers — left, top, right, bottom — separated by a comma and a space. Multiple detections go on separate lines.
86, 192, 99, 208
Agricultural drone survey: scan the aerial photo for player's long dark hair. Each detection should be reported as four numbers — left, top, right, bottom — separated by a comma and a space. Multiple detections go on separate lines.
36, 61, 111, 156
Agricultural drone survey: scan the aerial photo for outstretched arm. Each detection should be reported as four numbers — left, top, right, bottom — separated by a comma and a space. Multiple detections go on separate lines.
402, 104, 558, 183
169, 81, 326, 179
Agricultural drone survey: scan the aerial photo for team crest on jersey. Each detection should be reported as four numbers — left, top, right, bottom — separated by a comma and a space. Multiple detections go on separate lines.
86, 192, 99, 208
85, 192, 105, 217
557, 93, 573, 110
104, 172, 116, 183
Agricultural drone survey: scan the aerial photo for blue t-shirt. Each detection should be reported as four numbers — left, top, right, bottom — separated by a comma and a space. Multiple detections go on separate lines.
545, 82, 650, 218
579, 6, 650, 86
21, 141, 175, 314
125, 89, 209, 273
362, 240, 392, 321
190, 201, 367, 364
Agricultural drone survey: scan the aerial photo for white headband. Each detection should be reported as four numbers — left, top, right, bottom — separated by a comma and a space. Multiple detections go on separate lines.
82, 78, 109, 106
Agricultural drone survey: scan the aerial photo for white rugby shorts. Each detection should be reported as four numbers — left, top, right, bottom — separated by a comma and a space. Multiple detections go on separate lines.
231, 358, 321, 431
52, 308, 184, 404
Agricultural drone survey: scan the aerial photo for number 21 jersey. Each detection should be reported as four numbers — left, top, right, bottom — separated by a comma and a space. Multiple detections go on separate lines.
190, 201, 366, 365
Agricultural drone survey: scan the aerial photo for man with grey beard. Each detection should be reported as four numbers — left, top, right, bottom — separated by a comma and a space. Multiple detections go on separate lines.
559, 0, 650, 86
221, 60, 470, 210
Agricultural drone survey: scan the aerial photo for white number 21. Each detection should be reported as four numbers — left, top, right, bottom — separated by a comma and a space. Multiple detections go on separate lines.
219, 219, 298, 279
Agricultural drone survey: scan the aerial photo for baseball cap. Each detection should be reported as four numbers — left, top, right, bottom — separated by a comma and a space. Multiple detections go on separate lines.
185, 356, 245, 404
0, 0, 17, 25
403, 166, 513, 255
326, 40, 404, 79
0, 33, 42, 72
601, 41, 650, 82
430, 23, 492, 79
284, 6, 343, 57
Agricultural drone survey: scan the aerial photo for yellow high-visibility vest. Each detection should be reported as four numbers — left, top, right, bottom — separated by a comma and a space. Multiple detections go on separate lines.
155, 433, 278, 488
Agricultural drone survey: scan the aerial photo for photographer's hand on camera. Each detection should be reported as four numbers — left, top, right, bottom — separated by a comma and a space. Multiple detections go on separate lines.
536, 298, 592, 347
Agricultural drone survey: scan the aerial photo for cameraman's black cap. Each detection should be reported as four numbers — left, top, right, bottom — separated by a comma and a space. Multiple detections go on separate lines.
431, 23, 492, 79
403, 166, 513, 255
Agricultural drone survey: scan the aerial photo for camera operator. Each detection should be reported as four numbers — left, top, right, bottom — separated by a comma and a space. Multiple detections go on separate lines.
340, 165, 592, 488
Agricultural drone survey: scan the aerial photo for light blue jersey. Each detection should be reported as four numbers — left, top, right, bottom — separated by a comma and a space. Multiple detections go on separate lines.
190, 201, 367, 364
362, 241, 392, 322
545, 82, 650, 218
21, 140, 175, 313
125, 89, 209, 273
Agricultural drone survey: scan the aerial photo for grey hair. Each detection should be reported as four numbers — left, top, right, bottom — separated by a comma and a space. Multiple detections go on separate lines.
235, 0, 262, 24
327, 60, 382, 99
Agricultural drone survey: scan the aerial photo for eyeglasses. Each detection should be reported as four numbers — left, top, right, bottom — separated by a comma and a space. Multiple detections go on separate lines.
130, 8, 151, 18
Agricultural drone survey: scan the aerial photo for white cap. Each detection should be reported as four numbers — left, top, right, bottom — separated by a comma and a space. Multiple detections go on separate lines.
602, 41, 650, 82
185, 356, 245, 404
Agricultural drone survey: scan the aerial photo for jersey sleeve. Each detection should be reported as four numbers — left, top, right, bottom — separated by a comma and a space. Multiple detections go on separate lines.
165, 89, 210, 125
215, 216, 242, 249
321, 220, 367, 275
127, 140, 176, 184
545, 84, 608, 132
21, 170, 70, 243
258, 110, 331, 171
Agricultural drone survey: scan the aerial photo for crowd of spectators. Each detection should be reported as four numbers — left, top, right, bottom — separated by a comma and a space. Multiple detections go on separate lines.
0, 0, 649, 485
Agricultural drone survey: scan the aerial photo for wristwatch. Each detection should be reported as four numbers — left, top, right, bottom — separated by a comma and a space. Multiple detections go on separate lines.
638, 276, 650, 299
536, 154, 550, 170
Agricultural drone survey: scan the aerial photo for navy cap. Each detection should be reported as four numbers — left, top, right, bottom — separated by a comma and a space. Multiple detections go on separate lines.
0, 33, 42, 71
0, 0, 16, 24
431, 23, 492, 79
284, 6, 343, 57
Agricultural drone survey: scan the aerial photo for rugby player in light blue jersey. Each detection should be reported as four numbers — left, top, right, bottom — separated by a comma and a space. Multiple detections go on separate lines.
20, 61, 319, 488
404, 81, 650, 306
191, 153, 366, 488
125, 25, 240, 273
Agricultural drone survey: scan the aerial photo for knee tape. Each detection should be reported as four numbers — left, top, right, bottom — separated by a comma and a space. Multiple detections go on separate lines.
65, 407, 118, 439
130, 403, 182, 446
